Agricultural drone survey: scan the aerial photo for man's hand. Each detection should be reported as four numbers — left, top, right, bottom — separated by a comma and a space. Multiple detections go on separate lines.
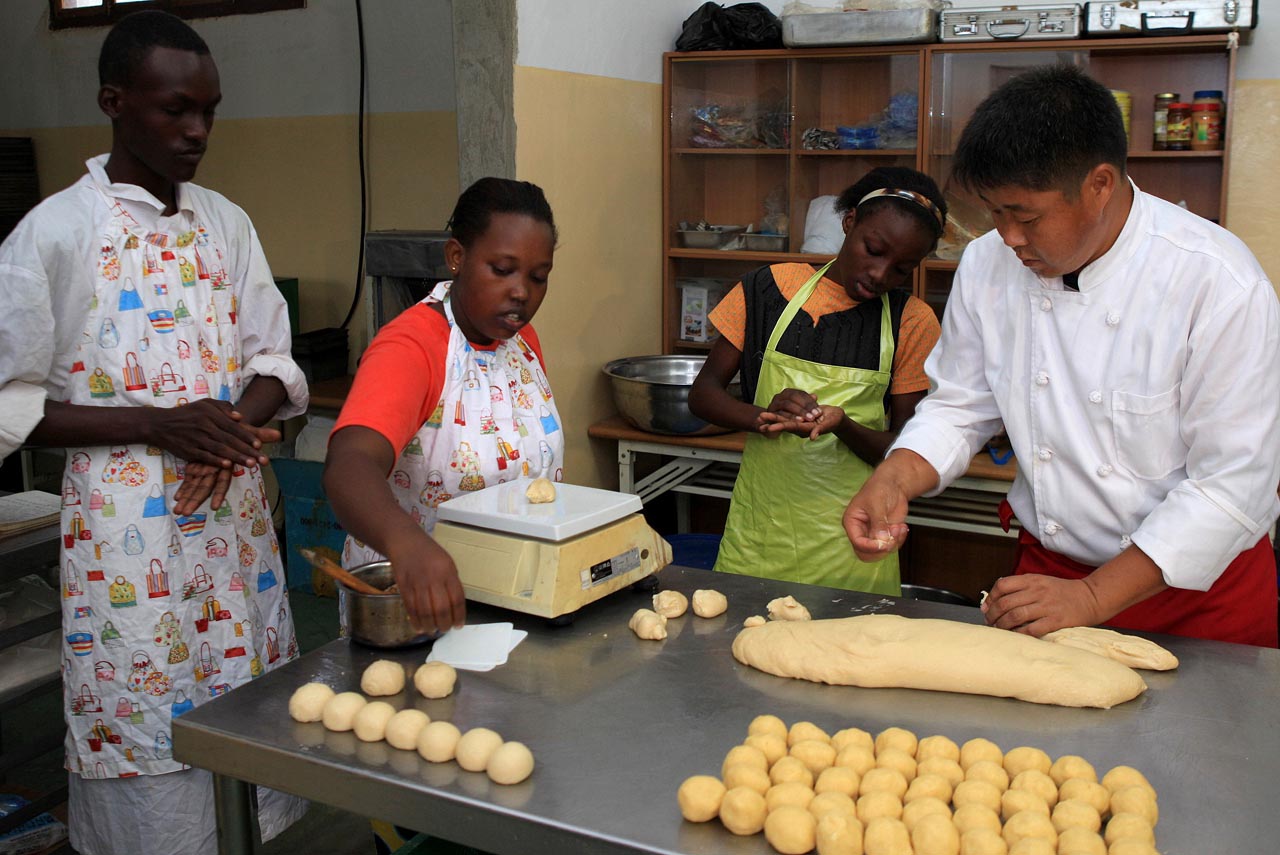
843, 478, 911, 560
982, 574, 1103, 637
173, 462, 234, 517
759, 404, 847, 440
153, 400, 280, 469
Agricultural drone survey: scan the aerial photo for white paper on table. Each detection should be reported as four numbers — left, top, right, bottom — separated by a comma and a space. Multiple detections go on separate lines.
427, 623, 516, 672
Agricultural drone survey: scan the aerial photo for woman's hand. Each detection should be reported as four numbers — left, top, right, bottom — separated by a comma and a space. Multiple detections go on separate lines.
759, 404, 848, 440
172, 462, 233, 516
152, 400, 279, 469
765, 388, 822, 422
387, 532, 467, 634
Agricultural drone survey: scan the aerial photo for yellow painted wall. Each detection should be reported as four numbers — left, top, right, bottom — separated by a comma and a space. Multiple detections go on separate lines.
1226, 79, 1280, 297
514, 65, 663, 489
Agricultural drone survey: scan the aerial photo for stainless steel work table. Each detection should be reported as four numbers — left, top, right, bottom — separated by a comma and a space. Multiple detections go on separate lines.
173, 565, 1278, 855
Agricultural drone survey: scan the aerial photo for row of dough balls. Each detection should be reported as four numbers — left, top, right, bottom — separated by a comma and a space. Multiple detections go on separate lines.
677, 717, 1160, 855
288, 661, 533, 785
632, 592, 813, 640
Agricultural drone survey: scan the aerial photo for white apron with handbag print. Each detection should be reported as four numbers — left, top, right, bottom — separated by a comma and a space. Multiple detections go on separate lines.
342, 281, 565, 568
59, 184, 297, 780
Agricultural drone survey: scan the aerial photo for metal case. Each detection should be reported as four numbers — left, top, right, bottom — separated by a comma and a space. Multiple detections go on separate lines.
940, 4, 1083, 42
1084, 0, 1258, 36
781, 9, 937, 47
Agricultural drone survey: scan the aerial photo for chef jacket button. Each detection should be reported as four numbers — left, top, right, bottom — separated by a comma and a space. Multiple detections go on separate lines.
1044, 522, 1062, 536
1041, 297, 1053, 312
1089, 390, 1103, 404
1106, 312, 1121, 326
1037, 448, 1053, 461
1035, 372, 1050, 386
1120, 535, 1133, 550
1097, 463, 1113, 477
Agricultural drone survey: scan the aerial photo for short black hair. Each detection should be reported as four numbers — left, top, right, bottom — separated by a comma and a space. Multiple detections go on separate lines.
951, 65, 1128, 198
447, 177, 558, 248
98, 10, 210, 87
836, 166, 948, 245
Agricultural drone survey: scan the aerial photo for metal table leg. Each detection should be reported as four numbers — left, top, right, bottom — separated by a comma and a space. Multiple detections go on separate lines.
213, 774, 257, 855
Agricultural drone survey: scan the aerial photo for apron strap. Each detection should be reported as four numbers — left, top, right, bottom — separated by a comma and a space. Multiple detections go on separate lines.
765, 260, 834, 353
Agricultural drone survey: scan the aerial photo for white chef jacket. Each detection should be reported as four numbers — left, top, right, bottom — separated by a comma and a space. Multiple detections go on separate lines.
894, 183, 1280, 591
0, 155, 308, 457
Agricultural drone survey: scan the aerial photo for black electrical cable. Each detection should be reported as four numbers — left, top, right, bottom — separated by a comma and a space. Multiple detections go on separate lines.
340, 0, 368, 330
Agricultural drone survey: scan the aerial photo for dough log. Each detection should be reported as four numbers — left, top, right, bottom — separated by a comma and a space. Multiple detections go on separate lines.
1040, 626, 1178, 671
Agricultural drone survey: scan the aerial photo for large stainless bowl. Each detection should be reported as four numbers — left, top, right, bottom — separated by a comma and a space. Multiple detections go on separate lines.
339, 561, 436, 648
602, 355, 737, 436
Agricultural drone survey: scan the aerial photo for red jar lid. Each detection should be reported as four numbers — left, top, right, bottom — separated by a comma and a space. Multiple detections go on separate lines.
1168, 102, 1192, 110
1191, 101, 1220, 111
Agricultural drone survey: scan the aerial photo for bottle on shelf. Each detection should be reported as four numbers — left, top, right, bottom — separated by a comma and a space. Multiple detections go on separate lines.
1165, 102, 1193, 151
1152, 92, 1179, 151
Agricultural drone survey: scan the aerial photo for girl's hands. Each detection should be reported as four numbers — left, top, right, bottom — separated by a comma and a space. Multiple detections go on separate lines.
758, 404, 848, 440
387, 533, 467, 635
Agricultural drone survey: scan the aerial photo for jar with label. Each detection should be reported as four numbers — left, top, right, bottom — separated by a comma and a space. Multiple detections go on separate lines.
1165, 102, 1192, 151
1192, 89, 1224, 115
1191, 101, 1222, 151
1152, 92, 1179, 151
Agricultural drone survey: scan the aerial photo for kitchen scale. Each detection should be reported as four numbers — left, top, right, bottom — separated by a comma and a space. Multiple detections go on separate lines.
433, 481, 671, 620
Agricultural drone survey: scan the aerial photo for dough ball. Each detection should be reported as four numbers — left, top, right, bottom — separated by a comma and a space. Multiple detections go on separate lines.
767, 595, 812, 621
912, 811, 960, 855
1049, 755, 1098, 787
905, 773, 953, 804
951, 804, 1001, 836
966, 760, 1009, 792
959, 827, 1007, 855
766, 781, 816, 813
628, 608, 668, 640
722, 743, 769, 778
952, 780, 1002, 813
1051, 799, 1102, 834
384, 708, 431, 751
816, 810, 863, 855
416, 720, 462, 763
1102, 813, 1155, 846
960, 738, 1003, 771
789, 720, 833, 746
677, 775, 726, 823
859, 768, 908, 800
875, 727, 918, 758
876, 748, 917, 783
322, 691, 368, 732
863, 816, 911, 855
1059, 779, 1110, 816
917, 734, 961, 764
1003, 746, 1051, 779
1007, 839, 1055, 855
1000, 788, 1049, 823
1010, 769, 1058, 807
723, 764, 772, 795
902, 796, 950, 832
748, 713, 789, 740
719, 786, 767, 836
744, 615, 767, 628
836, 745, 877, 777
857, 791, 903, 824
1105, 840, 1160, 855
772, 756, 816, 789
766, 805, 818, 855
361, 660, 406, 697
1056, 826, 1107, 855
918, 757, 965, 789
815, 766, 861, 798
692, 589, 728, 618
525, 477, 556, 503
832, 727, 875, 753
810, 791, 856, 822
486, 741, 535, 785
652, 590, 688, 618
1001, 810, 1057, 849
1109, 786, 1158, 826
793, 739, 838, 777
413, 662, 457, 699
288, 682, 335, 723
746, 733, 788, 766
455, 727, 504, 772
352, 701, 397, 742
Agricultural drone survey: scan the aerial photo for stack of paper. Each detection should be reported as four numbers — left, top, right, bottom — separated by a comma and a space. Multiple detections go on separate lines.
426, 623, 527, 672
0, 491, 62, 539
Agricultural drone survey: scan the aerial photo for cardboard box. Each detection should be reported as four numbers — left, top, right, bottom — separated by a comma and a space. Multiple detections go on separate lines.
678, 278, 733, 343
270, 458, 346, 594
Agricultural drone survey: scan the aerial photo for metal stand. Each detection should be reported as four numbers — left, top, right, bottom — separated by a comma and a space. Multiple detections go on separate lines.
213, 774, 257, 855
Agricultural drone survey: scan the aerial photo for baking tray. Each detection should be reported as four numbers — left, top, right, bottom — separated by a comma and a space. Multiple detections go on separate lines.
781, 9, 937, 47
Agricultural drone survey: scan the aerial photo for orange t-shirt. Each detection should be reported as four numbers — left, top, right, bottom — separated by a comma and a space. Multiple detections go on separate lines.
709, 262, 939, 395
332, 302, 545, 454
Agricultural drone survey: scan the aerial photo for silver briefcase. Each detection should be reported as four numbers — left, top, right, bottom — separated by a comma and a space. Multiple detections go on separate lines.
1084, 0, 1258, 36
940, 4, 1083, 42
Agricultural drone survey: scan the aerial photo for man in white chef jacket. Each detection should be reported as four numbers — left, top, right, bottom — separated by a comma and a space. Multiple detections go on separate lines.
843, 65, 1280, 647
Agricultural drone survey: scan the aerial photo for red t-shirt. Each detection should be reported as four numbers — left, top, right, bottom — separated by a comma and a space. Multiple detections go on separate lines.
332, 302, 546, 454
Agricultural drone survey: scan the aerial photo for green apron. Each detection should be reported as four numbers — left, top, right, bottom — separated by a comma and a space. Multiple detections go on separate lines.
714, 261, 900, 595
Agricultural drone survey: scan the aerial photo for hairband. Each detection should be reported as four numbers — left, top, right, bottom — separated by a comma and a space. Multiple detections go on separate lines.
857, 187, 946, 231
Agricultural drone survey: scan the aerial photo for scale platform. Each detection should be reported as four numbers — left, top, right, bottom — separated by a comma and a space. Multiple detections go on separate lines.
433, 482, 671, 619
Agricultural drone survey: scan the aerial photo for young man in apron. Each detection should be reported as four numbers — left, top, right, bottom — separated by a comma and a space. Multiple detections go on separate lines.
690, 168, 947, 595
0, 13, 309, 853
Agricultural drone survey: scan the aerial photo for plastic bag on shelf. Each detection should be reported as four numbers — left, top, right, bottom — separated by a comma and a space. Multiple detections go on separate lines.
801, 196, 843, 254
676, 2, 783, 51
0, 794, 68, 855
759, 186, 789, 236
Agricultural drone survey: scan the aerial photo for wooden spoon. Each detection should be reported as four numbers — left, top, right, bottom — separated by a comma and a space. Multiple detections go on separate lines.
298, 547, 386, 596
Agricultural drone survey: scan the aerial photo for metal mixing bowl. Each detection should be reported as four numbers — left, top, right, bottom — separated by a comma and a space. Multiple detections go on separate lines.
339, 561, 436, 648
602, 355, 738, 436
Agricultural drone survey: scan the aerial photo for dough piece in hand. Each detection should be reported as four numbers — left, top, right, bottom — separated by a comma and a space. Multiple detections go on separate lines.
525, 477, 556, 504
414, 662, 457, 699
678, 775, 726, 822
731, 615, 1147, 709
911, 811, 960, 855
321, 691, 368, 732
456, 727, 504, 772
765, 805, 818, 855
652, 590, 689, 619
353, 701, 397, 742
1041, 626, 1178, 671
816, 810, 863, 855
744, 615, 766, 628
1109, 786, 1158, 826
719, 786, 767, 835
863, 816, 911, 855
416, 720, 462, 762
768, 595, 812, 622
1056, 827, 1106, 855
692, 589, 728, 618
629, 608, 668, 640
486, 740, 535, 785
959, 827, 1006, 855
361, 660, 406, 696
384, 708, 430, 750
1049, 755, 1097, 786
288, 683, 335, 723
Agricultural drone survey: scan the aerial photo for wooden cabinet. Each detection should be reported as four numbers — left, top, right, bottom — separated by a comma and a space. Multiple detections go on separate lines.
663, 34, 1239, 351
